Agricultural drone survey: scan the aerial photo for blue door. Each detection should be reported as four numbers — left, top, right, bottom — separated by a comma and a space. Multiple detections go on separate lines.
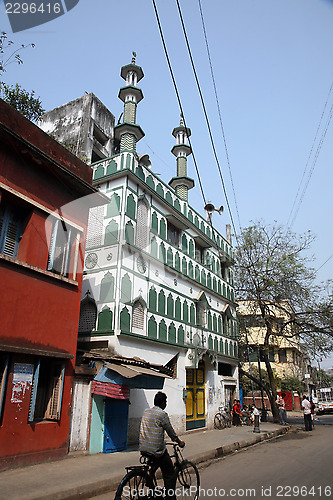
103, 399, 129, 453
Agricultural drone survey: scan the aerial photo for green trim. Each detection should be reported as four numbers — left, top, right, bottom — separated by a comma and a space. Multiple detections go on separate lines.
118, 330, 187, 349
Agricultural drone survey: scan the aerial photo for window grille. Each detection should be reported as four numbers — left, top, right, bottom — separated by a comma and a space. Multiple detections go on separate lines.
78, 299, 97, 332
136, 200, 148, 250
132, 301, 144, 330
86, 206, 104, 248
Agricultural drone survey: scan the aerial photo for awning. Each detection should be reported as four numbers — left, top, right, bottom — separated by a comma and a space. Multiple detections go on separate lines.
105, 362, 171, 379
91, 380, 129, 400
95, 364, 171, 390
0, 343, 74, 359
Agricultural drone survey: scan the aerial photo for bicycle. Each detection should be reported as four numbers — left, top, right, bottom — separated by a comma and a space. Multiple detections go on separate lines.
214, 405, 232, 429
115, 442, 200, 500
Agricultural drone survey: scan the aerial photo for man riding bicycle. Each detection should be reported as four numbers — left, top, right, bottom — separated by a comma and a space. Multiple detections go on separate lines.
139, 391, 185, 500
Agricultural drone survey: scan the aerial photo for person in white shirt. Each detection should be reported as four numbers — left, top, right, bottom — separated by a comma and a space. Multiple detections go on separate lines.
302, 395, 312, 431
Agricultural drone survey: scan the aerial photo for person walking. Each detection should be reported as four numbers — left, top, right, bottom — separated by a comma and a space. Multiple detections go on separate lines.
232, 399, 241, 426
276, 392, 288, 425
302, 395, 313, 431
139, 391, 185, 500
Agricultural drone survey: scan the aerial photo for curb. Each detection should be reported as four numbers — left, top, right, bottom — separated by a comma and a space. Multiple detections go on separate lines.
28, 426, 290, 500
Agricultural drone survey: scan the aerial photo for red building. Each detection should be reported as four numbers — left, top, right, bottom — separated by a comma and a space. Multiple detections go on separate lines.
0, 100, 106, 469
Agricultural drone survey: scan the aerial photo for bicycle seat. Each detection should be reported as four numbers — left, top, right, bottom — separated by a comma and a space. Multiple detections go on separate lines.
140, 451, 155, 459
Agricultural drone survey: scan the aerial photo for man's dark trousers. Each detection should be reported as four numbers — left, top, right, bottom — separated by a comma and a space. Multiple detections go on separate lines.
304, 413, 312, 431
153, 450, 176, 500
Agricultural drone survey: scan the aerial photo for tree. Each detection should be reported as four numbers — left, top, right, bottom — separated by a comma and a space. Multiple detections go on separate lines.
235, 221, 333, 422
0, 83, 44, 122
0, 32, 44, 122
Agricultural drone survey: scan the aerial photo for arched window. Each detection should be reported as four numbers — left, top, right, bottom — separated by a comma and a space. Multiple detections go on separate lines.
136, 199, 149, 250
78, 295, 97, 333
132, 300, 145, 330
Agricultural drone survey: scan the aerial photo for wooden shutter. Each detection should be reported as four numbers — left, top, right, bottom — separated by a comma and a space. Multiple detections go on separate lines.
28, 360, 40, 423
45, 362, 65, 420
0, 206, 21, 257
0, 355, 9, 419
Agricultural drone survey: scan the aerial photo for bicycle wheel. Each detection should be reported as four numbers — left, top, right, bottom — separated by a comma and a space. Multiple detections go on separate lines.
214, 413, 225, 429
176, 460, 200, 500
226, 416, 232, 428
115, 469, 154, 500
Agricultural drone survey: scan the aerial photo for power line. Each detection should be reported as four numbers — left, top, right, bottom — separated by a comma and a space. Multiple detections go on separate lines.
174, 0, 238, 240
316, 254, 333, 272
197, 0, 242, 232
152, 0, 207, 207
287, 78, 333, 228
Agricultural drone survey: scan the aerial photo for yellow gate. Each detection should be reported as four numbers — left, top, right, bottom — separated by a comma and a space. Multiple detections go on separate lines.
186, 365, 205, 430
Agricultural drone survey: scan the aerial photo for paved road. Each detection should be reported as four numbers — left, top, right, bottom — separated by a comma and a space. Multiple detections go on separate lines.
92, 415, 333, 499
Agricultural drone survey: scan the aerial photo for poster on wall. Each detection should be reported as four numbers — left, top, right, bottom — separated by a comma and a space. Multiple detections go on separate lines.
11, 363, 34, 404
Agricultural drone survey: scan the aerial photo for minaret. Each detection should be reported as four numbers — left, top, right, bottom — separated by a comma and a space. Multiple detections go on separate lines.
114, 52, 145, 154
168, 115, 194, 201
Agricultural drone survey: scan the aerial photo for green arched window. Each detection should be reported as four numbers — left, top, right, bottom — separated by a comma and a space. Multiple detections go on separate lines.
104, 219, 118, 246
159, 320, 167, 341
149, 287, 157, 312
158, 290, 165, 314
97, 306, 113, 331
175, 252, 180, 272
151, 212, 158, 234
183, 301, 188, 323
148, 316, 157, 339
168, 323, 176, 343
125, 221, 134, 245
120, 306, 130, 332
107, 192, 121, 217
175, 297, 181, 320
121, 274, 132, 303
126, 194, 136, 220
167, 247, 173, 267
182, 257, 187, 275
178, 325, 185, 345
167, 294, 174, 317
100, 272, 114, 302
159, 218, 166, 240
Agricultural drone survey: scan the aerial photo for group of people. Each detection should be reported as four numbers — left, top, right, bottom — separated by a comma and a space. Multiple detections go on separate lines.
139, 390, 317, 500
232, 399, 260, 426
276, 392, 316, 430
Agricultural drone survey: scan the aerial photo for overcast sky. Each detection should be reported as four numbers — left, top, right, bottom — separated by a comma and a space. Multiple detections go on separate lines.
1, 0, 333, 368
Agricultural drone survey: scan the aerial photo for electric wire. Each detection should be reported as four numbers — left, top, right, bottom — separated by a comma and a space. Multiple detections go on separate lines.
174, 0, 238, 240
152, 0, 207, 207
316, 254, 333, 273
197, 0, 241, 233
287, 78, 333, 228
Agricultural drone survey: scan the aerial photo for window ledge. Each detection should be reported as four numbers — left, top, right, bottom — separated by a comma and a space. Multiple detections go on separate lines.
0, 253, 78, 286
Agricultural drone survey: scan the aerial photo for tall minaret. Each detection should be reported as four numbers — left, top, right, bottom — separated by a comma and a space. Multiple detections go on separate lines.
114, 52, 145, 154
168, 115, 194, 201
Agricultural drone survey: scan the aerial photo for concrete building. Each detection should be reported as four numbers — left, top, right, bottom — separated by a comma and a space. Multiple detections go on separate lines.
66, 55, 238, 453
238, 300, 310, 382
0, 99, 106, 469
40, 93, 115, 164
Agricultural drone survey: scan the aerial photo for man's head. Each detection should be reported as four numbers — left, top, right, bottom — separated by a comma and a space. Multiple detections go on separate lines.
154, 391, 167, 409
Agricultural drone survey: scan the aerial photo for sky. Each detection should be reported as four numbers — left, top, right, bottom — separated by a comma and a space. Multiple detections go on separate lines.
1, 0, 333, 368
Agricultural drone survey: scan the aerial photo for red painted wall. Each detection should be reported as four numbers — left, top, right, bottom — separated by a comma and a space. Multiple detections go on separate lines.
0, 100, 98, 469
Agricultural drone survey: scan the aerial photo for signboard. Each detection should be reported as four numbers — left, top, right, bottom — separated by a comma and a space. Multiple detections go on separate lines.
11, 363, 34, 404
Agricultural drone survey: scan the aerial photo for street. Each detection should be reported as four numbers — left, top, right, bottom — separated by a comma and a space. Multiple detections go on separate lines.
92, 415, 333, 499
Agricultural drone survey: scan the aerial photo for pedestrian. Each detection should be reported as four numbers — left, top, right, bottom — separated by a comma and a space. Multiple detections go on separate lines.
310, 397, 316, 429
232, 399, 241, 426
276, 392, 288, 425
139, 391, 185, 500
302, 395, 313, 431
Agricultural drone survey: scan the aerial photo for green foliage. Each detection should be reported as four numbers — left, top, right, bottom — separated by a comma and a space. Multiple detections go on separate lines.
0, 82, 44, 122
280, 376, 306, 394
1, 32, 43, 123
235, 220, 333, 421
240, 366, 281, 395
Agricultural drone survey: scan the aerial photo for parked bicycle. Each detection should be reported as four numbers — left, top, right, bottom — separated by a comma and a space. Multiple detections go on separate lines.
115, 442, 200, 500
214, 405, 232, 429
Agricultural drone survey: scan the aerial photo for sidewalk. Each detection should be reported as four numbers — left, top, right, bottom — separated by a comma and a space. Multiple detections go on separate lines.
0, 421, 289, 500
